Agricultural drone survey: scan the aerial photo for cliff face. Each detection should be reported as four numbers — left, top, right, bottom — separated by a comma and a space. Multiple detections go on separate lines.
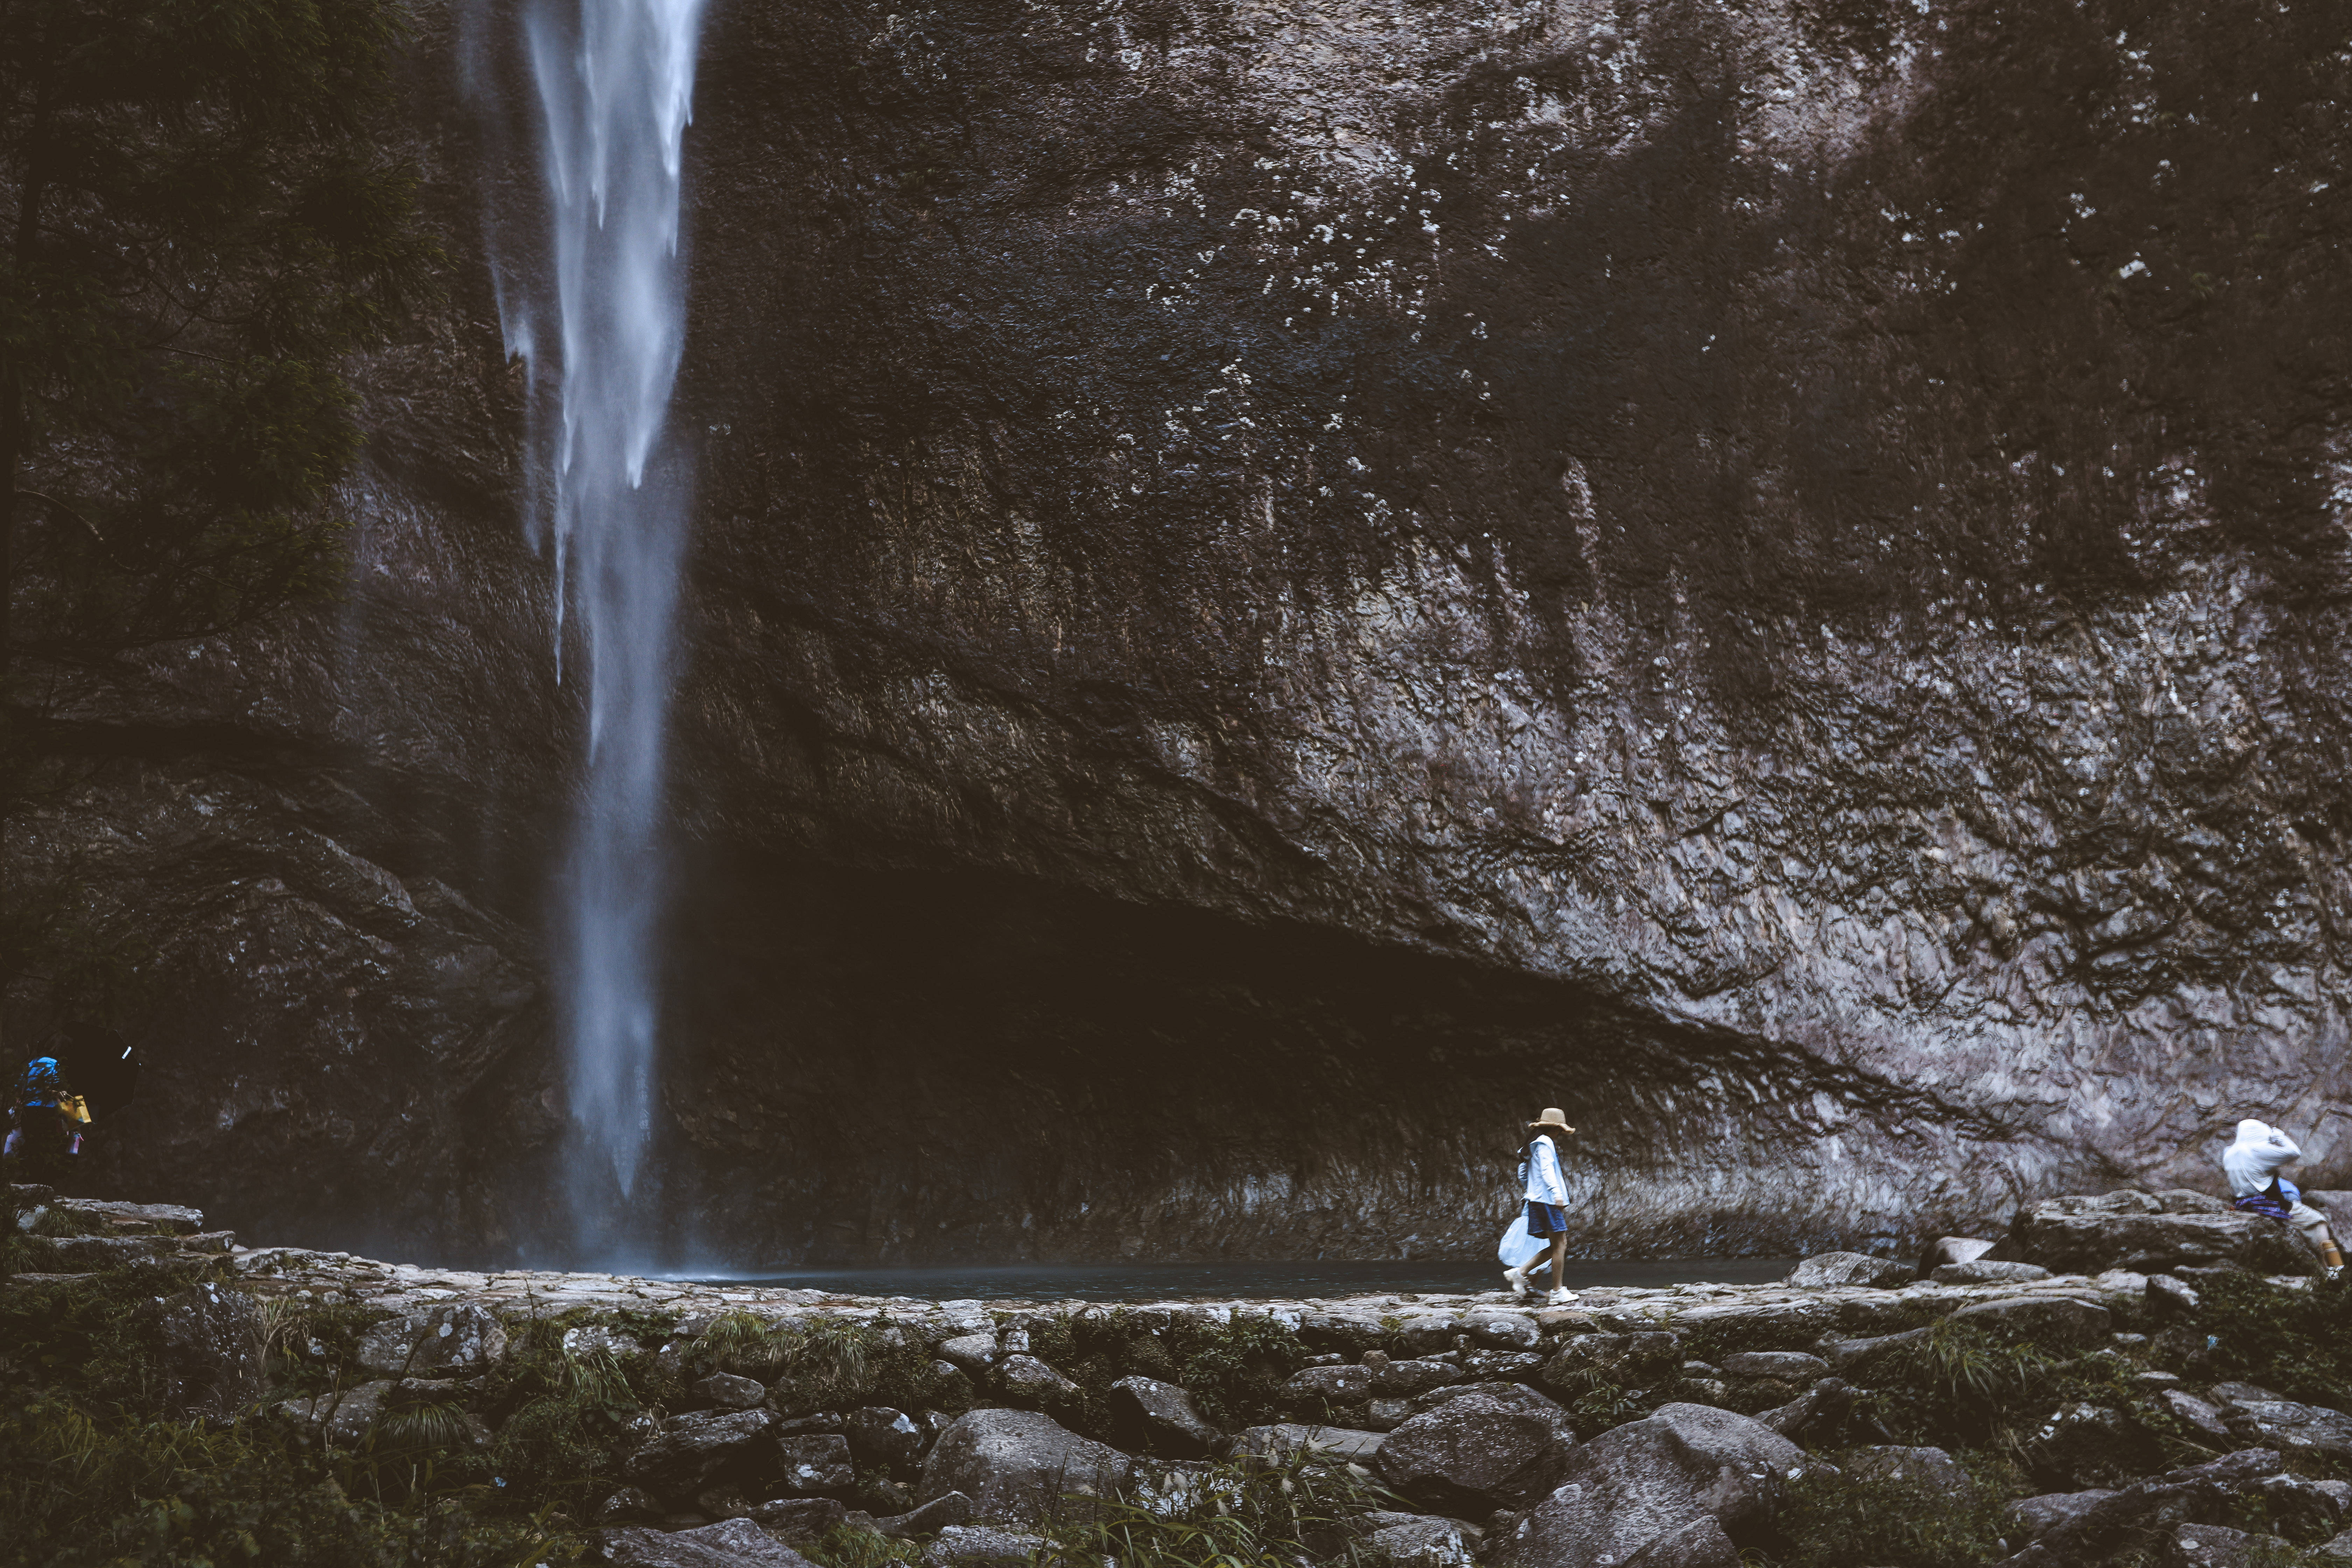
14, 0, 2351, 1267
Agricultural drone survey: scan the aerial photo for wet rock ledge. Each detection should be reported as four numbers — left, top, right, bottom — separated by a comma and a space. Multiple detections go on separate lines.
13, 1185, 2352, 1566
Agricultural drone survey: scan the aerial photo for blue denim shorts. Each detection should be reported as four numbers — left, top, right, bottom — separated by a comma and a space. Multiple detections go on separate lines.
1526, 1200, 1569, 1236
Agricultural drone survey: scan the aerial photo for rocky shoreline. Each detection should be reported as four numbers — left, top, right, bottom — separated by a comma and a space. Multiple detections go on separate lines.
11, 1186, 2352, 1566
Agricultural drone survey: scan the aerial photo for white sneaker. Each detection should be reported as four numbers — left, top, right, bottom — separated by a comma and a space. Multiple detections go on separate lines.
1547, 1287, 1580, 1305
1503, 1266, 1530, 1299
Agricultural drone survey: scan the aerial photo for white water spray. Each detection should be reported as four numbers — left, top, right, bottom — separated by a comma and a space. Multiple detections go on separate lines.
493, 0, 709, 1235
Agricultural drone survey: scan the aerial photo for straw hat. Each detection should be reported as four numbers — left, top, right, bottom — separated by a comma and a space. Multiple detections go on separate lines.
1527, 1107, 1575, 1138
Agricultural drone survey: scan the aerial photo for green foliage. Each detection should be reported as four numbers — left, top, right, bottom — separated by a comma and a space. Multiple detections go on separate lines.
0, 1264, 583, 1567
273, 1300, 401, 1398
480, 1333, 666, 1510
1769, 1451, 2012, 1568
802, 1522, 926, 1568
1166, 1314, 1307, 1430
2192, 1272, 2352, 1408
698, 1309, 805, 1379
1037, 1454, 1389, 1568
1854, 1320, 2124, 1451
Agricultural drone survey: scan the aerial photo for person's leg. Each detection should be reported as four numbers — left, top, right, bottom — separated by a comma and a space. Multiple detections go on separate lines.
2291, 1202, 2343, 1274
1548, 1229, 1570, 1288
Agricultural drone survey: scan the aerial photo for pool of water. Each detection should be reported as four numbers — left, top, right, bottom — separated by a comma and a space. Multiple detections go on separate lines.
676, 1256, 1802, 1302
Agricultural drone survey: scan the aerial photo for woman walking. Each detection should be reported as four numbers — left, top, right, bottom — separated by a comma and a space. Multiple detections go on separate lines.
1506, 1107, 1579, 1305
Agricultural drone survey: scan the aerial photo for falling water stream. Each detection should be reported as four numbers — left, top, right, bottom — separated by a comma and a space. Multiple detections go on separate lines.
484, 0, 709, 1254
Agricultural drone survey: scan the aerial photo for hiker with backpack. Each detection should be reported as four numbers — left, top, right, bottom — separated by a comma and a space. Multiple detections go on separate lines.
1504, 1107, 1580, 1305
2225, 1118, 2345, 1278
5, 1056, 84, 1186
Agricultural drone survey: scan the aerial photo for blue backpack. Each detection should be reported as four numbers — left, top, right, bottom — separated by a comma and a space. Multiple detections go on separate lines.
17, 1057, 63, 1109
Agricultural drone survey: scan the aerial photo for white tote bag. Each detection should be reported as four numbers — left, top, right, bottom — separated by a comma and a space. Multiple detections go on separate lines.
1498, 1213, 1545, 1269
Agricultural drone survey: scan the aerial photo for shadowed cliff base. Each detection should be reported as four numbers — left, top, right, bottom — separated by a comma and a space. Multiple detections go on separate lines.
421, 856, 2053, 1273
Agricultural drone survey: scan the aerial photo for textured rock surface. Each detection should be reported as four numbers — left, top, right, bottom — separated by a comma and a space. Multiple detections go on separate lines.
2003, 1193, 2312, 1276
1375, 1387, 1576, 1512
916, 1408, 1132, 1522
143, 1281, 267, 1421
14, 0, 2352, 1266
1496, 1404, 1798, 1568
1787, 1253, 1913, 1289
1108, 1375, 1221, 1457
356, 1304, 508, 1377
589, 1519, 814, 1568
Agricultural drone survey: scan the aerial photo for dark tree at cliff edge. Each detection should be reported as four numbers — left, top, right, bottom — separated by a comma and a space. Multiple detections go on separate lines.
0, 0, 437, 679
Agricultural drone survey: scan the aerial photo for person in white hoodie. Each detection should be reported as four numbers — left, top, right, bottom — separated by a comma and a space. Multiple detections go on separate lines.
2224, 1118, 2344, 1276
1505, 1108, 1579, 1304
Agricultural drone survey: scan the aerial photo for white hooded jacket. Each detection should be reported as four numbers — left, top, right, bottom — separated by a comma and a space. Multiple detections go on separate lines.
2223, 1119, 2301, 1198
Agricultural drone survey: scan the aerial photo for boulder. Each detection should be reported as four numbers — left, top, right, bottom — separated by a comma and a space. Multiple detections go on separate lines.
2253, 1472, 2352, 1534
2149, 1275, 2202, 1313
279, 1380, 394, 1447
1376, 1387, 1576, 1513
40, 1235, 179, 1268
1538, 1332, 1679, 1390
1390, 1315, 1466, 1357
776, 1411, 845, 1435
53, 1198, 205, 1235
2320, 1526, 2352, 1560
623, 1408, 780, 1495
2161, 1391, 2234, 1444
1931, 1261, 2052, 1285
1926, 1237, 1998, 1268
596, 1487, 661, 1523
1285, 1357, 1463, 1401
1819, 1326, 1931, 1375
2162, 1523, 2279, 1567
1989, 1448, 2281, 1567
1460, 1311, 1541, 1351
588, 1518, 813, 1567
355, 1304, 508, 1377
877, 1491, 975, 1540
568, 1325, 653, 1359
2004, 1196, 2308, 1275
921, 1525, 1049, 1567
1108, 1376, 1220, 1457
776, 1435, 857, 1495
1459, 1350, 1545, 1381
1230, 1423, 1387, 1465
1363, 1514, 1479, 1568
1657, 1296, 1839, 1343
1785, 1253, 1913, 1289
143, 1280, 266, 1421
1494, 1404, 1801, 1568
936, 1334, 998, 1372
1720, 1351, 1827, 1382
1947, 1295, 2110, 1348
917, 1408, 1132, 1523
2220, 1396, 2352, 1460
2007, 1490, 2117, 1542
996, 1354, 1078, 1400
1846, 1446, 1971, 1493
845, 1406, 925, 1468
749, 1498, 849, 1542
2019, 1402, 2165, 1491
695, 1372, 770, 1412
1754, 1378, 1862, 1444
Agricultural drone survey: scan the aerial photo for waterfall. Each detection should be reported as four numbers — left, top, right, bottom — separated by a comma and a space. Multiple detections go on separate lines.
478, 0, 709, 1250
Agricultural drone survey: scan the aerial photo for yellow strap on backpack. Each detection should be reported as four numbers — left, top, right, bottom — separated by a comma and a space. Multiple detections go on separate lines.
61, 1094, 91, 1125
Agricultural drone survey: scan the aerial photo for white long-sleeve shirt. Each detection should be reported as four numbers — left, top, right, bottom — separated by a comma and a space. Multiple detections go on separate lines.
2224, 1119, 2300, 1197
1523, 1134, 1568, 1206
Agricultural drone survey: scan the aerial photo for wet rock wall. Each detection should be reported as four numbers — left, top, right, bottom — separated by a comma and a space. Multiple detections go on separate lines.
8, 0, 2350, 1265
